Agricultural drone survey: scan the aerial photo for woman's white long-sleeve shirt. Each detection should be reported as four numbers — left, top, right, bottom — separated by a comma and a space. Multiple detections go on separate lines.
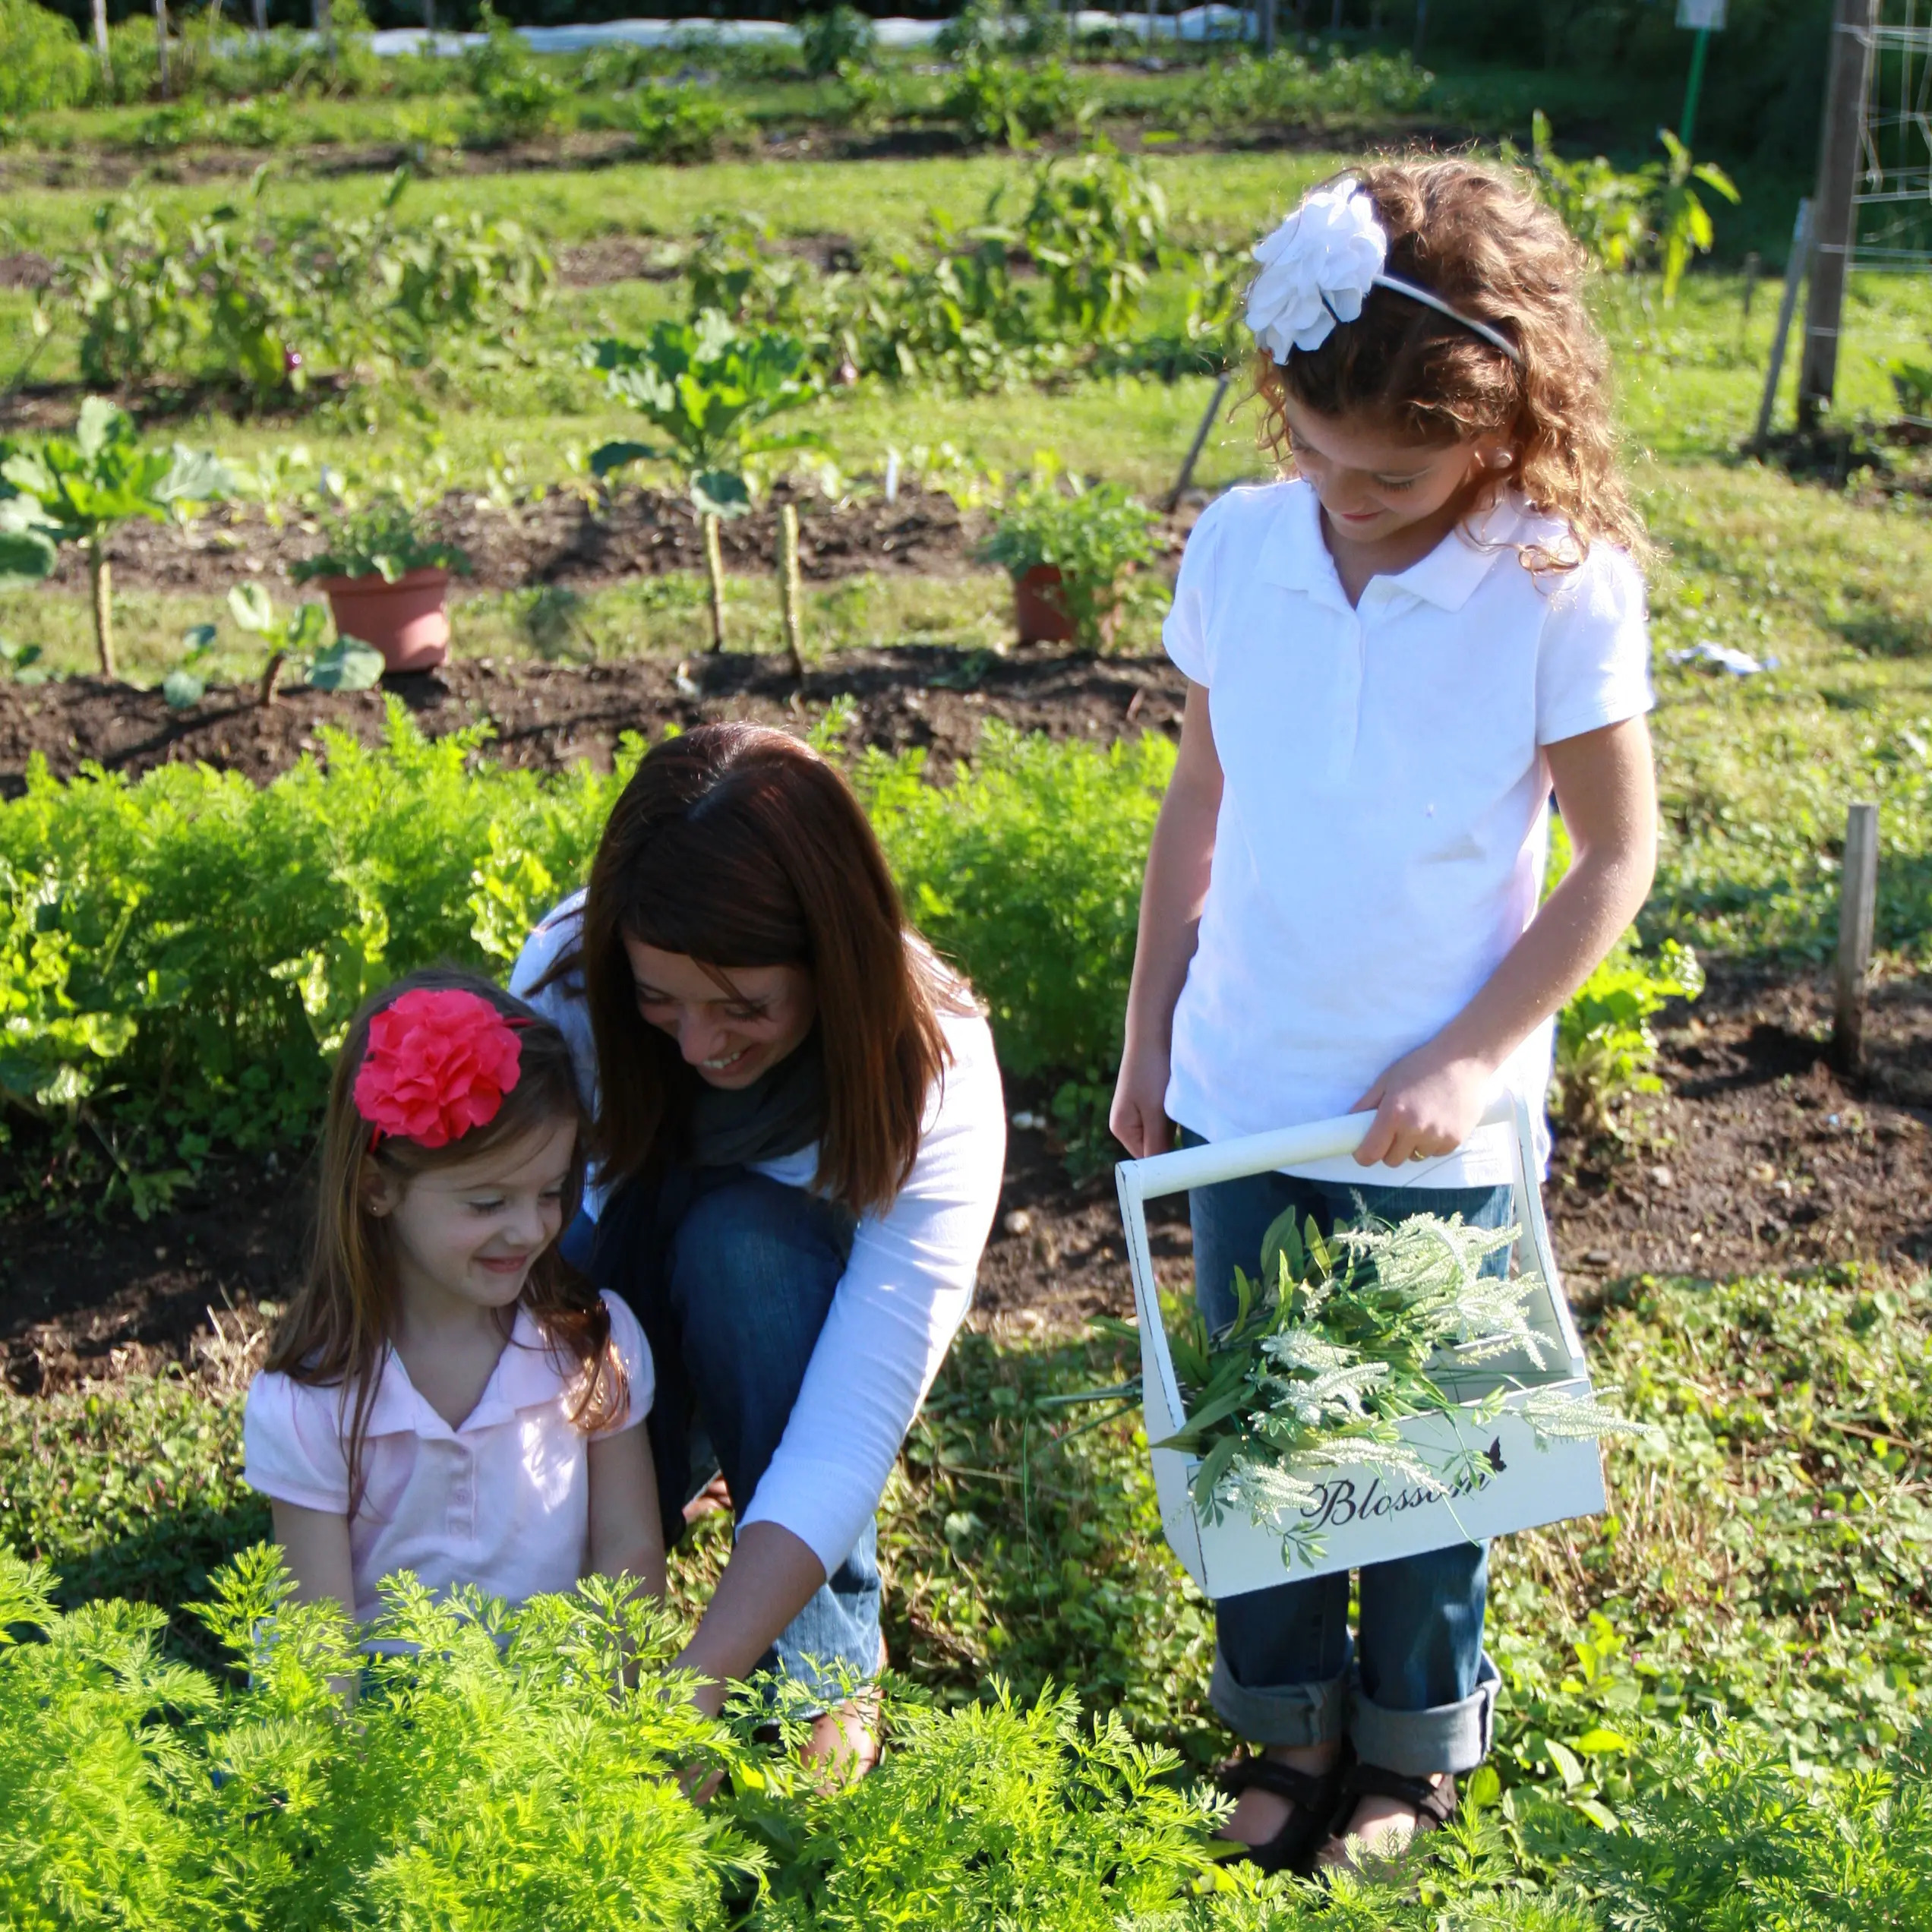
510, 894, 1006, 1577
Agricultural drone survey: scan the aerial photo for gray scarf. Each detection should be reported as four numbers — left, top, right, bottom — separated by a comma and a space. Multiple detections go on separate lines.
683, 1031, 829, 1171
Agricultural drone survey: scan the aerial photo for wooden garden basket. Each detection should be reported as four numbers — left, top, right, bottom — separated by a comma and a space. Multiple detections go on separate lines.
1114, 1094, 1607, 1597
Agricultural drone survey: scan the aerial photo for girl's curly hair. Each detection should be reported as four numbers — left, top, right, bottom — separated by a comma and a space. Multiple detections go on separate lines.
1252, 156, 1649, 570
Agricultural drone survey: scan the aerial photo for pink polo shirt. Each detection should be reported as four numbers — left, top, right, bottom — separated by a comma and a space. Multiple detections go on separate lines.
243, 1292, 652, 1626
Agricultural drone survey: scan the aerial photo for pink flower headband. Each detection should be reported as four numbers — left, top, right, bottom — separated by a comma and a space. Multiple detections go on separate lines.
1246, 177, 1523, 368
353, 987, 525, 1150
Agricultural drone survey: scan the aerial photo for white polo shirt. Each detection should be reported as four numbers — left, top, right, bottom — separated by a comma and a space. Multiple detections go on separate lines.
243, 1293, 652, 1626
1163, 478, 1653, 1188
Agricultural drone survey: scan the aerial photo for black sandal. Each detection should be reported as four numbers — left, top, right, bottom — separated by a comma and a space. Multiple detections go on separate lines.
1213, 1751, 1348, 1876
1315, 1761, 1459, 1872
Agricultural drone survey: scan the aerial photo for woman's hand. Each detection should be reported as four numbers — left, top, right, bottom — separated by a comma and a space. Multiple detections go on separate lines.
1348, 1044, 1498, 1169
1110, 1037, 1174, 1160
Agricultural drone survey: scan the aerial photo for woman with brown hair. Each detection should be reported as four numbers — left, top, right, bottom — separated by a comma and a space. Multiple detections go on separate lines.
511, 721, 1005, 1770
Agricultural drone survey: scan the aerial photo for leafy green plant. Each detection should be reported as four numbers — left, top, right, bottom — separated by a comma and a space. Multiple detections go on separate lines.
0, 397, 229, 677
1515, 113, 1740, 305
0, 1545, 756, 1929
1186, 45, 1435, 130
462, 2, 565, 138
227, 582, 379, 706
1156, 1210, 1652, 1568
291, 491, 470, 586
979, 473, 1160, 650
1889, 358, 1932, 419
1018, 142, 1167, 343
629, 82, 743, 163
800, 2, 876, 78
60, 179, 554, 402
860, 722, 1175, 1082
1554, 933, 1704, 1140
942, 56, 1088, 149
587, 314, 821, 650
0, 0, 93, 118
747, 1684, 1218, 1929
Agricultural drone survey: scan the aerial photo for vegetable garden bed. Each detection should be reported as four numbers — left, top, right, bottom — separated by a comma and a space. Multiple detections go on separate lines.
9, 957, 1930, 1401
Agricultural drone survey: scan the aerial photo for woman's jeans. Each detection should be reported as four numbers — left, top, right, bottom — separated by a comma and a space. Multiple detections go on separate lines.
1185, 1143, 1508, 1776
570, 1171, 879, 1708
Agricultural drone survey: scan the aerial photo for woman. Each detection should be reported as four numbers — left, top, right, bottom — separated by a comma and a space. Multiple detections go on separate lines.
510, 723, 1005, 1770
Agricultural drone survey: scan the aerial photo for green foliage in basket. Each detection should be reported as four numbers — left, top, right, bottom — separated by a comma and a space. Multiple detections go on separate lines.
1157, 1210, 1654, 1568
291, 492, 471, 585
978, 474, 1160, 649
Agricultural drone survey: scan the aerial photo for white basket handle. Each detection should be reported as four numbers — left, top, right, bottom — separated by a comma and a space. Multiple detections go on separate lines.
1113, 1094, 1583, 1438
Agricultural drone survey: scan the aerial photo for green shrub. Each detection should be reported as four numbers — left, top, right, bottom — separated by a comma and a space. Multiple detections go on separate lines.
1185, 46, 1434, 130
60, 182, 554, 400
462, 2, 565, 138
0, 0, 91, 119
979, 475, 1161, 650
628, 84, 744, 165
800, 2, 876, 78
860, 723, 1175, 1081
1553, 933, 1704, 1140
942, 55, 1087, 149
0, 1545, 753, 1929
1018, 143, 1168, 344
748, 1685, 1217, 1929
1511, 115, 1740, 305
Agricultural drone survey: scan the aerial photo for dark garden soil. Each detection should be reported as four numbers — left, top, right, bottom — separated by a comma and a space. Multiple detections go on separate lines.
6, 962, 1931, 1398
33, 480, 1002, 601
0, 641, 1190, 797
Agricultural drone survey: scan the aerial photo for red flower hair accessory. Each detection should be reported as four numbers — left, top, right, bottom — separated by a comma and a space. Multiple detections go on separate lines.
353, 987, 523, 1149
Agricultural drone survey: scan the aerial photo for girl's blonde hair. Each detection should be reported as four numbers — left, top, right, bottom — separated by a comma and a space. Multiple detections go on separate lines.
1252, 156, 1649, 570
265, 966, 625, 1513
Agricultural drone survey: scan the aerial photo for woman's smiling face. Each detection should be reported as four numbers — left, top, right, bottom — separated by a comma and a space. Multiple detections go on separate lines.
623, 936, 816, 1089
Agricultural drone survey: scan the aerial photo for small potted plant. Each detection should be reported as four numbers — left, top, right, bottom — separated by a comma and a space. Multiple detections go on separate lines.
292, 495, 472, 673
978, 475, 1160, 651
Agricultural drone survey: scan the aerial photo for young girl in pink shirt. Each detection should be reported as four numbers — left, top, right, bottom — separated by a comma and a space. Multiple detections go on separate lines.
245, 970, 663, 1631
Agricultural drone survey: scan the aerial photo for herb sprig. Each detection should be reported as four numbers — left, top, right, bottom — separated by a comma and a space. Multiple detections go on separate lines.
1157, 1207, 1653, 1568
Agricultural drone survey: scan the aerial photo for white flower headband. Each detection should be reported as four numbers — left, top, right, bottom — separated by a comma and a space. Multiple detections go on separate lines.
1245, 177, 1523, 368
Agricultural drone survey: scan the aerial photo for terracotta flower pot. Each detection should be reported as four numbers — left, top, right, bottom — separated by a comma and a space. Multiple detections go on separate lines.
1012, 564, 1075, 646
316, 567, 452, 674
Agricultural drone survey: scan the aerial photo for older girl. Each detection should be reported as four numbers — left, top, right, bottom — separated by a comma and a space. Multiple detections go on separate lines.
1113, 159, 1658, 1870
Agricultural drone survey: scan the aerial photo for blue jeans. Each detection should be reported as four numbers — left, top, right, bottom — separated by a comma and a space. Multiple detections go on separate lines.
573, 1171, 880, 1709
1183, 1138, 1507, 1776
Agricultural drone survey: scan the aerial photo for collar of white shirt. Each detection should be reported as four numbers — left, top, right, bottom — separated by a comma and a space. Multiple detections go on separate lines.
361, 1305, 570, 1441
1256, 481, 1547, 614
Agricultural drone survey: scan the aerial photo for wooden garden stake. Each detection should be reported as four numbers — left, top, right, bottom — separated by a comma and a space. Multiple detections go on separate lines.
1166, 370, 1230, 513
1833, 800, 1878, 1070
702, 511, 727, 653
92, 0, 111, 82
88, 543, 114, 679
1752, 199, 1811, 450
1741, 251, 1760, 318
778, 502, 806, 680
153, 0, 170, 96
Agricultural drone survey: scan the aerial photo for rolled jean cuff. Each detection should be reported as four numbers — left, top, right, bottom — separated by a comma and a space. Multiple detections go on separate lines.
1208, 1647, 1349, 1747
1350, 1652, 1500, 1776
